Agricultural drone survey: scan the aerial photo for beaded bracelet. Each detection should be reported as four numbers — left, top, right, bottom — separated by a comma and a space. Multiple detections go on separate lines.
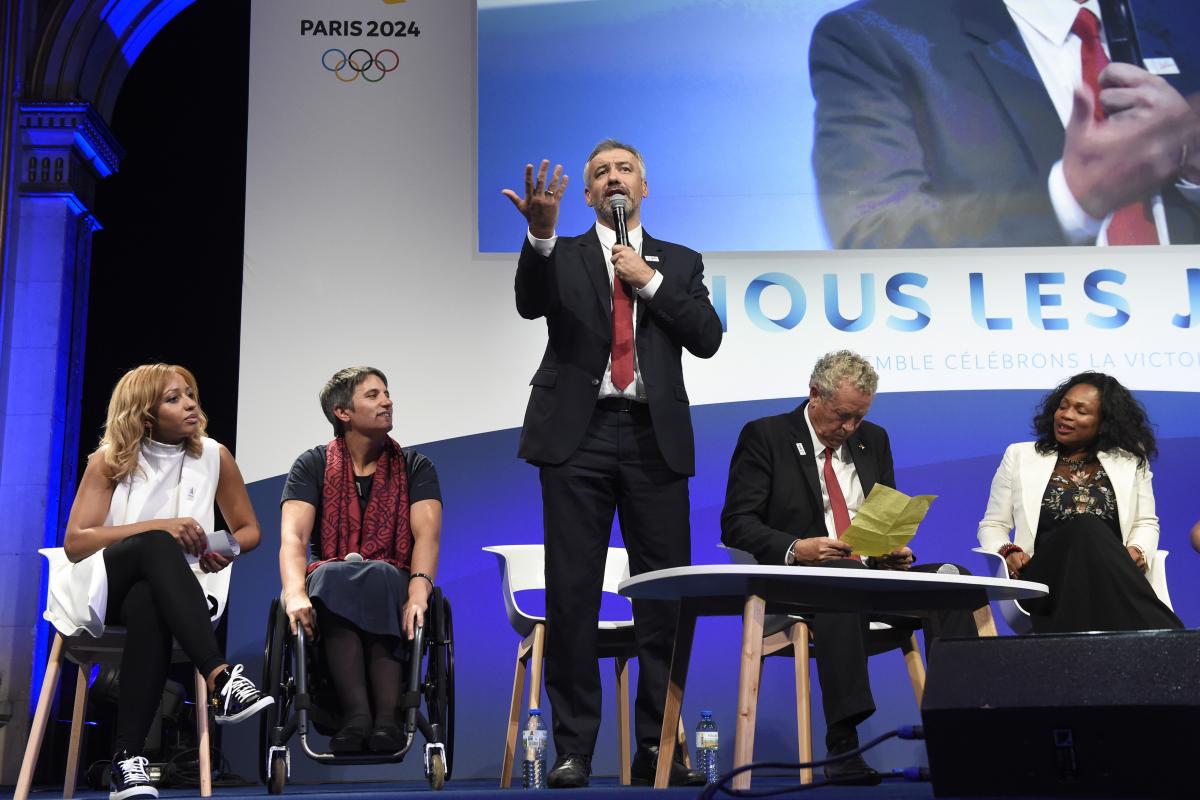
997, 543, 1023, 558
411, 572, 435, 589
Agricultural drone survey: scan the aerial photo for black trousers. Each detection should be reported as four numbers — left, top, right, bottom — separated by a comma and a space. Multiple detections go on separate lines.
103, 530, 225, 754
539, 404, 691, 756
802, 559, 979, 734
1022, 515, 1183, 634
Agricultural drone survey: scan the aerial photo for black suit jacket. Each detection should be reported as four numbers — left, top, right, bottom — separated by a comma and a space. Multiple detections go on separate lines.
720, 402, 895, 565
514, 227, 722, 476
810, 0, 1200, 248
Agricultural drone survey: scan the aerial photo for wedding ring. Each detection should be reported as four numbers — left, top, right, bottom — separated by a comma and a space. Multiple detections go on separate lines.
544, 190, 555, 197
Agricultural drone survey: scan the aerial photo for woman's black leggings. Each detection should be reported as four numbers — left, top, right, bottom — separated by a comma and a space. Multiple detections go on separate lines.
102, 530, 225, 754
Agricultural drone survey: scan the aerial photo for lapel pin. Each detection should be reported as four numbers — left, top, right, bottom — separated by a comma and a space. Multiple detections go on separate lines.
795, 443, 806, 456
645, 255, 660, 263
857, 443, 865, 451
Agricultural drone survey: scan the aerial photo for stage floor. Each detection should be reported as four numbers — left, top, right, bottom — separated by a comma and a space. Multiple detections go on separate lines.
16, 776, 1127, 799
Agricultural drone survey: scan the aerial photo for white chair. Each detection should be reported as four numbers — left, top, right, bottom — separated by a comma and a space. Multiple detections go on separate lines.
15, 548, 231, 800
972, 546, 1173, 634
482, 544, 687, 787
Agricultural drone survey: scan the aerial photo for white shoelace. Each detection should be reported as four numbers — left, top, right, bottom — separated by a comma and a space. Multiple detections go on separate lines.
221, 663, 258, 705
117, 754, 151, 784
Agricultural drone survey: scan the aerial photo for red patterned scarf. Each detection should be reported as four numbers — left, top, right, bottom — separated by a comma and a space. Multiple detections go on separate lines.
307, 436, 412, 574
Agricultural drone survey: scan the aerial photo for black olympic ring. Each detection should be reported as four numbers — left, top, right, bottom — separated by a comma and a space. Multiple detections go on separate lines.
321, 48, 400, 83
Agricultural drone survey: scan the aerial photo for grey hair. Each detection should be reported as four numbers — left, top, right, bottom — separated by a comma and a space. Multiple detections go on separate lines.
809, 350, 878, 399
583, 138, 647, 184
320, 366, 388, 436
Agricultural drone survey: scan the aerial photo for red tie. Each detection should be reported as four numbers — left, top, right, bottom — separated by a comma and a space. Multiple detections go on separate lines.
611, 271, 634, 391
823, 448, 852, 537
1072, 7, 1159, 245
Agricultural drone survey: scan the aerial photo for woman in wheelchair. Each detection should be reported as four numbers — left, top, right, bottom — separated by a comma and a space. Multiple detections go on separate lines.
56, 364, 273, 800
279, 366, 442, 754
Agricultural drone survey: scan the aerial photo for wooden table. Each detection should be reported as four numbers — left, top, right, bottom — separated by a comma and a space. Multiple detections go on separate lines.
618, 565, 1048, 788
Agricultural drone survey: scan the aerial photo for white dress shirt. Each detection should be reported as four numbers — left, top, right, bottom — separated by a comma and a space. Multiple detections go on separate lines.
527, 223, 664, 400
784, 405, 866, 564
1004, 0, 1197, 244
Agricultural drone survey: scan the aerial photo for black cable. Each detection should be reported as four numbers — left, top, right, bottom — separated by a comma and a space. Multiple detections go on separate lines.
698, 725, 925, 799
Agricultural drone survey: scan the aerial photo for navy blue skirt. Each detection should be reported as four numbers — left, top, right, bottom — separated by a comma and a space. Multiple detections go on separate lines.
306, 560, 411, 649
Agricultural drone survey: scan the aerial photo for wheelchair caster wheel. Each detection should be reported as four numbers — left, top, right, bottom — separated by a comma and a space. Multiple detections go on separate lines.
425, 742, 447, 790
266, 746, 289, 794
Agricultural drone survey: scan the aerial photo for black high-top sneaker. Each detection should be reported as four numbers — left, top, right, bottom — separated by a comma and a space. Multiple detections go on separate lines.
213, 663, 274, 724
109, 750, 157, 800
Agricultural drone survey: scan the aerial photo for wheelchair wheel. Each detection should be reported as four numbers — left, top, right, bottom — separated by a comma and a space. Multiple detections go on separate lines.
424, 591, 455, 779
427, 748, 446, 790
267, 750, 287, 795
259, 598, 292, 786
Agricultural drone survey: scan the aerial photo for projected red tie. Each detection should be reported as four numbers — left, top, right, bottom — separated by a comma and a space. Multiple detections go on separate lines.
611, 276, 634, 391
1072, 7, 1159, 245
823, 448, 852, 537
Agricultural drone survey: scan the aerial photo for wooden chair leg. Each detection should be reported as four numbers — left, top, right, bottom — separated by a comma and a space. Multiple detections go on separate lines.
788, 622, 813, 785
615, 657, 631, 785
15, 633, 64, 800
676, 714, 692, 768
974, 604, 999, 637
900, 633, 926, 707
501, 635, 532, 788
732, 595, 766, 791
63, 662, 91, 798
195, 669, 212, 797
528, 623, 545, 710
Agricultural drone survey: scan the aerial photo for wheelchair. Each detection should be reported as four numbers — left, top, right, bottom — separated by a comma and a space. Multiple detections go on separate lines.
257, 587, 455, 792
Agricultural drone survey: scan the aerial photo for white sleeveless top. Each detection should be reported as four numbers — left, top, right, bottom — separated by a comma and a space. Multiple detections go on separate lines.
44, 436, 221, 637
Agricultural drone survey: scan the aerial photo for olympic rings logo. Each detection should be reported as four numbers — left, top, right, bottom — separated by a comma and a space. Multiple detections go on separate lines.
321, 48, 399, 83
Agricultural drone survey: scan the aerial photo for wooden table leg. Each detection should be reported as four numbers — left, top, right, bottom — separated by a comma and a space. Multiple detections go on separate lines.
655, 600, 697, 789
732, 595, 765, 790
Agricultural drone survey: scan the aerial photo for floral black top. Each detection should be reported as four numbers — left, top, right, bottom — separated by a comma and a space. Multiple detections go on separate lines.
1037, 455, 1121, 542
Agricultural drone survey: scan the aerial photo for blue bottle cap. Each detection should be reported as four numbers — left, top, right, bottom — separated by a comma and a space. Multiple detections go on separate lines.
529, 708, 542, 716
701, 710, 713, 717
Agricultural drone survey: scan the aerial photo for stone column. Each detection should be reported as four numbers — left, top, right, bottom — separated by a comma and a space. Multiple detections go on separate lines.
0, 100, 121, 782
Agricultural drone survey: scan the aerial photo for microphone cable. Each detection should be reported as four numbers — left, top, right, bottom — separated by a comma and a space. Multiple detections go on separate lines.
698, 725, 927, 799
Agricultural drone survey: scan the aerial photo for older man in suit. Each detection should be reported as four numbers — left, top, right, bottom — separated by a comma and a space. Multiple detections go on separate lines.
811, 0, 1200, 248
502, 140, 721, 787
721, 350, 978, 784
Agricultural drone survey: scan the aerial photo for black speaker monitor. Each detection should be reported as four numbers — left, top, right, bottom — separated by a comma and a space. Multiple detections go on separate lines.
922, 630, 1200, 797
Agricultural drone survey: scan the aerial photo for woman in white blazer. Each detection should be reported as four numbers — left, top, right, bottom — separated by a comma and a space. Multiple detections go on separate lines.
977, 372, 1182, 633
57, 365, 273, 800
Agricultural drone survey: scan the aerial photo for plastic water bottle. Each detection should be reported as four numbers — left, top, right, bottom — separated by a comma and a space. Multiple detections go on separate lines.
522, 708, 547, 789
695, 710, 719, 784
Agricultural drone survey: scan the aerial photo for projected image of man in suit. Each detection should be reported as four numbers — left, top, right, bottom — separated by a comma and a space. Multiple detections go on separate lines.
501, 140, 722, 788
721, 350, 980, 785
810, 0, 1200, 248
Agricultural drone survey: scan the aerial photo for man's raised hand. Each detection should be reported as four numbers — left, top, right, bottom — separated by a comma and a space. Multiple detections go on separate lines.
502, 159, 569, 239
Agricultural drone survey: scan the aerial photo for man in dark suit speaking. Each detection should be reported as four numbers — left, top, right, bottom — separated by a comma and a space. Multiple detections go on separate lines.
721, 350, 978, 784
811, 0, 1200, 248
502, 140, 721, 787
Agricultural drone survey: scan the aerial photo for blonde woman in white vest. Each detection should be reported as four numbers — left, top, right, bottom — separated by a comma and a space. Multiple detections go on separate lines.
55, 364, 272, 800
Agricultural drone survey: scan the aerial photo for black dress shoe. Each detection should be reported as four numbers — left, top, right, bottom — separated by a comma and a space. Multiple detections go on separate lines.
823, 751, 882, 786
547, 754, 591, 788
329, 723, 369, 753
630, 745, 707, 786
367, 724, 403, 753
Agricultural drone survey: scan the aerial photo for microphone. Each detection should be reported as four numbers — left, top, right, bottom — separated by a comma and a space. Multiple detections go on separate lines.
1097, 0, 1143, 66
610, 194, 630, 247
